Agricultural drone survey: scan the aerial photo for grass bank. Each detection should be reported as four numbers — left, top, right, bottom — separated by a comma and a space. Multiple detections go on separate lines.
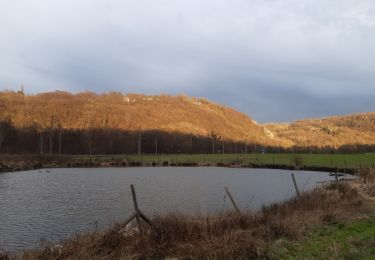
1, 153, 375, 173
15, 168, 375, 259
124, 153, 375, 169
273, 217, 375, 259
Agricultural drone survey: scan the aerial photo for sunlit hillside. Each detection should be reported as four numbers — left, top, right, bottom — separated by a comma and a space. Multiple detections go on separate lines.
1, 91, 374, 152
265, 113, 375, 150
0, 91, 280, 146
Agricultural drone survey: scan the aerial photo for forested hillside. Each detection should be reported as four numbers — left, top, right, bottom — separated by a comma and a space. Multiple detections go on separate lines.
0, 91, 272, 143
0, 90, 374, 154
0, 91, 280, 154
265, 113, 375, 152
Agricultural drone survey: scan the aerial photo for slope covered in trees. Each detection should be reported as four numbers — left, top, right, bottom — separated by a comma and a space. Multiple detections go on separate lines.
0, 91, 282, 154
265, 113, 375, 152
0, 91, 276, 143
0, 90, 374, 154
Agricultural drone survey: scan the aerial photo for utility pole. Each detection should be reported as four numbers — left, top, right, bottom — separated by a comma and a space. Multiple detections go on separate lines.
222, 139, 225, 154
49, 116, 54, 155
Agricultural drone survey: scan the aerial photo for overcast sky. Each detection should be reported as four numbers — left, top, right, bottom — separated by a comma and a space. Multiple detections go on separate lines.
1, 0, 375, 122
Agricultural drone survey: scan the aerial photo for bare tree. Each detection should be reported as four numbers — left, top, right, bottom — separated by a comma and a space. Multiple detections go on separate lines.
138, 132, 142, 155
155, 135, 158, 155
49, 116, 54, 155
209, 130, 222, 154
0, 121, 11, 152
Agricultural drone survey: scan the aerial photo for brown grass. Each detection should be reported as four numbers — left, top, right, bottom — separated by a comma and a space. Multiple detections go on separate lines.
353, 167, 375, 203
16, 174, 374, 260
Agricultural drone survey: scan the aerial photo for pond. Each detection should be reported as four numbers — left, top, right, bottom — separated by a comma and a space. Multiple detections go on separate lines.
0, 167, 345, 252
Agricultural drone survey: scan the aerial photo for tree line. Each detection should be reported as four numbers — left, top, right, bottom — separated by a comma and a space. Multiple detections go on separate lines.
0, 120, 374, 155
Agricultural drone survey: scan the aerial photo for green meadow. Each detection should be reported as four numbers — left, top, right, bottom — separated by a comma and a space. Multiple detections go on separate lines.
273, 217, 375, 259
78, 153, 375, 169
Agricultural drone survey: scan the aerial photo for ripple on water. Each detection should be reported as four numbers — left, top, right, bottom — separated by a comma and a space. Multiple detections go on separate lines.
0, 167, 342, 252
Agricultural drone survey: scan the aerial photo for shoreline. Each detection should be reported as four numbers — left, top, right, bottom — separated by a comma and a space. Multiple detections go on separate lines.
0, 153, 375, 175
12, 169, 375, 259
0, 154, 358, 175
1, 164, 373, 259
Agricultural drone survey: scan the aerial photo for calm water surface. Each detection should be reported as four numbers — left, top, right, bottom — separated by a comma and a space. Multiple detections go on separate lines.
0, 167, 341, 252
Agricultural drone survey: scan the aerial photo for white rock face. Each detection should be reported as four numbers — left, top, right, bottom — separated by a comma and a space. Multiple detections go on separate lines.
263, 127, 275, 139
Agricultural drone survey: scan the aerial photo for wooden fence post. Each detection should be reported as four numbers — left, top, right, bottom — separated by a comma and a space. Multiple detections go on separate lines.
131, 184, 143, 232
0, 249, 8, 260
335, 169, 339, 182
118, 184, 152, 234
291, 173, 301, 197
225, 186, 241, 215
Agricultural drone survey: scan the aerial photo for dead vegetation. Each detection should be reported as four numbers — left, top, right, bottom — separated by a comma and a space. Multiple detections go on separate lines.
17, 170, 375, 260
266, 112, 375, 150
353, 167, 375, 202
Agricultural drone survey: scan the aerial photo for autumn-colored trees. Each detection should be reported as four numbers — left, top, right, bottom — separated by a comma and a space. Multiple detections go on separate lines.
0, 90, 374, 154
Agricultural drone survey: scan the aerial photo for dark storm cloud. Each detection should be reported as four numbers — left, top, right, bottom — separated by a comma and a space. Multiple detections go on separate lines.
1, 0, 375, 122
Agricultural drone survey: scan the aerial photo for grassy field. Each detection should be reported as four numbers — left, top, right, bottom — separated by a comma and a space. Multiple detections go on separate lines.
78, 153, 375, 169
274, 217, 375, 259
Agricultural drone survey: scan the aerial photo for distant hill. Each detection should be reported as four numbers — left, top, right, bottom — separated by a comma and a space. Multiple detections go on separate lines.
0, 91, 279, 146
0, 90, 374, 153
265, 113, 375, 150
